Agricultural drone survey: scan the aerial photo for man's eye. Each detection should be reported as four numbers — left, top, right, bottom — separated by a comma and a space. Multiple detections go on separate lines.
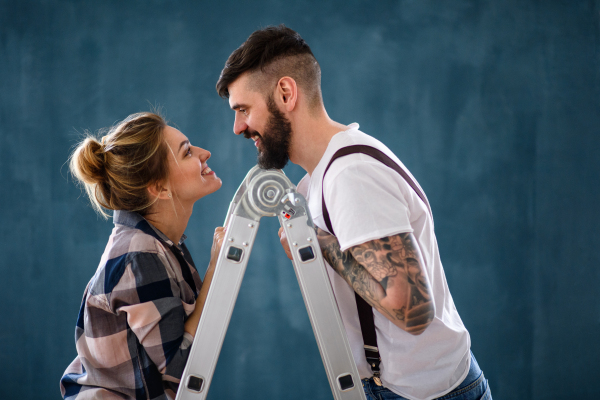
240, 109, 248, 116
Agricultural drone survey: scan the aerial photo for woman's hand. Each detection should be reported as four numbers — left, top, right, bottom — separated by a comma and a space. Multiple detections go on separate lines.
278, 227, 294, 260
209, 226, 226, 267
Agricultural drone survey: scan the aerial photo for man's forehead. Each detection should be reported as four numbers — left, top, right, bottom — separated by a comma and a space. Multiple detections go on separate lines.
228, 72, 266, 108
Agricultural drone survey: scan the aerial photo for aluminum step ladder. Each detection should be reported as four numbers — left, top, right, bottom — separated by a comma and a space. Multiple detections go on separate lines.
175, 166, 366, 400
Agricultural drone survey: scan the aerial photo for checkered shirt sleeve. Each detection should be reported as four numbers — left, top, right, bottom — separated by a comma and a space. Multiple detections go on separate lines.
60, 213, 202, 400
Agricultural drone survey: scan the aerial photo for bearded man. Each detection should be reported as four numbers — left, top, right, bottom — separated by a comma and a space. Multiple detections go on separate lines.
216, 25, 492, 400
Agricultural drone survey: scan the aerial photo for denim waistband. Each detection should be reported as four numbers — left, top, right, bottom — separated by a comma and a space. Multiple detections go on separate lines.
455, 350, 482, 391
361, 350, 483, 399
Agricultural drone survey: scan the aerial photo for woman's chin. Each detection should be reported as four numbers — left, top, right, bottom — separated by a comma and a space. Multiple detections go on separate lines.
212, 177, 223, 191
198, 178, 223, 200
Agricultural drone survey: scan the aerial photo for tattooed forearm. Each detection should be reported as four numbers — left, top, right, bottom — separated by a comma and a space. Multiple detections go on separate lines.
316, 228, 434, 335
316, 229, 385, 307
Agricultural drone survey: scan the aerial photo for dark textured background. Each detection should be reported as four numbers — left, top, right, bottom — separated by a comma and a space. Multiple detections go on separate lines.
1, 1, 599, 399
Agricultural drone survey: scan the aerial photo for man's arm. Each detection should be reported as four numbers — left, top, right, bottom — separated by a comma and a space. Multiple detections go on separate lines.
316, 228, 434, 335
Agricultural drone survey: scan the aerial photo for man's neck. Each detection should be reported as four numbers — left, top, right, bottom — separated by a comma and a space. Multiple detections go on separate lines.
289, 111, 348, 175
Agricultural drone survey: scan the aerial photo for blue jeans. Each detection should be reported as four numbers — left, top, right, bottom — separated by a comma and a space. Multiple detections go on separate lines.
362, 351, 492, 400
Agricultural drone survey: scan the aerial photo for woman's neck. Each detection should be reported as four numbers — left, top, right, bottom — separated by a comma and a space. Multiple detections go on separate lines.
144, 200, 193, 245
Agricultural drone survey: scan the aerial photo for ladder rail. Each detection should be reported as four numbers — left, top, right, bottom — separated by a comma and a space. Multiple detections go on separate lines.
280, 212, 363, 399
175, 167, 366, 400
176, 215, 259, 400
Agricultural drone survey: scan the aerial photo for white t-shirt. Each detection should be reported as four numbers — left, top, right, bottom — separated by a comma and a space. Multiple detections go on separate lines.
297, 124, 471, 400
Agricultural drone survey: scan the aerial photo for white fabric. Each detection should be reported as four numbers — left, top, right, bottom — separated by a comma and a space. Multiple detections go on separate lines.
296, 124, 471, 400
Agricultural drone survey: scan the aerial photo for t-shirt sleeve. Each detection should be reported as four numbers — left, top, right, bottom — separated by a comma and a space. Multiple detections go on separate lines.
325, 158, 414, 251
109, 251, 193, 383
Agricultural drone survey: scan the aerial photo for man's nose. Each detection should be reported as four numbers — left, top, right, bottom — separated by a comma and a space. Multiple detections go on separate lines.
233, 114, 247, 136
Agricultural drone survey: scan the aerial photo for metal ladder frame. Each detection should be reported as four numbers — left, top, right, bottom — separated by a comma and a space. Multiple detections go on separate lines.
175, 166, 366, 400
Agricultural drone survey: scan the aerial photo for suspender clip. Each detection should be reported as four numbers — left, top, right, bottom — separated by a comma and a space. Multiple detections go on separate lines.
373, 372, 382, 386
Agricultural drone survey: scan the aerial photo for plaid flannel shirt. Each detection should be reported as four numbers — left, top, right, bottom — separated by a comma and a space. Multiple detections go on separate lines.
60, 210, 203, 400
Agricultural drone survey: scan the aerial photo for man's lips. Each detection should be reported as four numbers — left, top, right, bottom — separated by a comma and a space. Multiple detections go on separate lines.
243, 131, 261, 147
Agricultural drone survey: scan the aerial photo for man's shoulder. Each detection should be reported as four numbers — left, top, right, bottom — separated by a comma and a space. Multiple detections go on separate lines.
324, 150, 401, 183
329, 126, 381, 148
306, 125, 404, 193
326, 129, 399, 165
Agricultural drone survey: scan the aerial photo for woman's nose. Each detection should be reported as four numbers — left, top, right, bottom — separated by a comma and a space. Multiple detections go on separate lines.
198, 148, 211, 162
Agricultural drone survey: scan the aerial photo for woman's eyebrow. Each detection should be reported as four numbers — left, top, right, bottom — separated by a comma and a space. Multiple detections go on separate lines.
178, 140, 190, 153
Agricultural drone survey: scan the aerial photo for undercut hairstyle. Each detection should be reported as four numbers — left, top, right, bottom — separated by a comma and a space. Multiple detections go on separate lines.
216, 24, 323, 110
69, 112, 169, 218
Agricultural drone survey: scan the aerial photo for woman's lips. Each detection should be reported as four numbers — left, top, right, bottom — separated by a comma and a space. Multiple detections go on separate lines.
201, 166, 214, 176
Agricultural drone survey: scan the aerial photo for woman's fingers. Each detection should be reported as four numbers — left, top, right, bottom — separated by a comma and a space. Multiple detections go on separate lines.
213, 226, 294, 261
278, 227, 293, 260
217, 227, 225, 239
212, 227, 226, 254
214, 227, 226, 241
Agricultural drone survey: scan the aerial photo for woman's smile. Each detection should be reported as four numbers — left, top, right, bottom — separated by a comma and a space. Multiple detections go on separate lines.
201, 165, 214, 176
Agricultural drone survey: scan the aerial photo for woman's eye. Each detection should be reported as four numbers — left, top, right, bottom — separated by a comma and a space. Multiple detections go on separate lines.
186, 147, 192, 156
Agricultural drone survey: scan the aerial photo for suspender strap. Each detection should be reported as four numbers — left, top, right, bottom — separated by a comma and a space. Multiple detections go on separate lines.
320, 144, 431, 382
322, 145, 431, 236
354, 291, 381, 378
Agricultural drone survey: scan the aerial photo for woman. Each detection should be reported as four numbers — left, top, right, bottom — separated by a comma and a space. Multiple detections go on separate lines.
60, 112, 224, 399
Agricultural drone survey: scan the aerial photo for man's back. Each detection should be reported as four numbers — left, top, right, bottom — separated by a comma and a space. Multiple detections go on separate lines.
297, 124, 470, 399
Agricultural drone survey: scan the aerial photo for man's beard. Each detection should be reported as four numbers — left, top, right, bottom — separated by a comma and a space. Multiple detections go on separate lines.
247, 96, 292, 170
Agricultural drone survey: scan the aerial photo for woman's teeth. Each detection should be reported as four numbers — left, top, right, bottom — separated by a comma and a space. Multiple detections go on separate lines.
201, 167, 213, 175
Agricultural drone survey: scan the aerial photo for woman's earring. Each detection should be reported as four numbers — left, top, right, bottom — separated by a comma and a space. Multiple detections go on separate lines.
168, 192, 172, 198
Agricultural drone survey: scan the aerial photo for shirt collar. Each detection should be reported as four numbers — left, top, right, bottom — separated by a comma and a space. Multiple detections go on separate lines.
113, 210, 187, 247
311, 122, 360, 178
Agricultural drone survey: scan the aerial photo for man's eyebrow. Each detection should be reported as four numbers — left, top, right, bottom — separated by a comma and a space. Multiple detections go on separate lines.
178, 140, 190, 153
230, 103, 248, 111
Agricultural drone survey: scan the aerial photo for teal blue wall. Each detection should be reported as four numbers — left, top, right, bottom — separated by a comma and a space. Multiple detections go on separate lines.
1, 1, 599, 399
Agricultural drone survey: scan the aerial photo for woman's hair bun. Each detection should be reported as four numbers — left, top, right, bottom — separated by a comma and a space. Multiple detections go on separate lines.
71, 136, 107, 185
68, 112, 168, 218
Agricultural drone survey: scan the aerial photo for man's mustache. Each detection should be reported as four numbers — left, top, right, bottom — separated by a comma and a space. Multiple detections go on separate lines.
243, 130, 261, 140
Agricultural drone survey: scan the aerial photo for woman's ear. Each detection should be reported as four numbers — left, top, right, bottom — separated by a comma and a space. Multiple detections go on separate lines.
147, 182, 171, 200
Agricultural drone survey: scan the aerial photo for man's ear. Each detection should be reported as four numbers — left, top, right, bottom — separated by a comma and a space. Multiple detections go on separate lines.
275, 76, 298, 111
147, 182, 171, 200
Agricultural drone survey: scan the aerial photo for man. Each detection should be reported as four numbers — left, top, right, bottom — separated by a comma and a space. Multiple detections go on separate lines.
216, 25, 492, 400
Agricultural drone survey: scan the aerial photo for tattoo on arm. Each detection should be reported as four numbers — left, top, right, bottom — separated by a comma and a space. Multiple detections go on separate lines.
316, 228, 386, 308
315, 228, 434, 335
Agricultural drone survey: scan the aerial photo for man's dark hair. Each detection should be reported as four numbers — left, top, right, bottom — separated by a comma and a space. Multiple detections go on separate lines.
216, 24, 322, 109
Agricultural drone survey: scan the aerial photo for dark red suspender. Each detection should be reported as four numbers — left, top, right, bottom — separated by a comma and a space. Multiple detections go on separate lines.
320, 144, 431, 382
322, 145, 431, 235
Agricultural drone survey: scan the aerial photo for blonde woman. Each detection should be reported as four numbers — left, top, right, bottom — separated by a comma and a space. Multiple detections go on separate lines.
60, 112, 224, 399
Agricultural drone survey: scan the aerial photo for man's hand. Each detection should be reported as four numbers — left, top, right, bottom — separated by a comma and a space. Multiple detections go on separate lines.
315, 227, 434, 335
278, 227, 293, 260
